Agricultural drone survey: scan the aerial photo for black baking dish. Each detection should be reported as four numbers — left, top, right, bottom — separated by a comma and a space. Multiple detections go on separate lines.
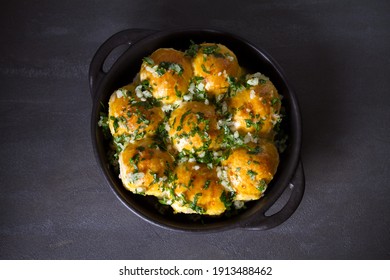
89, 28, 305, 232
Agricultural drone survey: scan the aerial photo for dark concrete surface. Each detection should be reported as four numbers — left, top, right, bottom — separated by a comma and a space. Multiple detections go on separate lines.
0, 0, 389, 259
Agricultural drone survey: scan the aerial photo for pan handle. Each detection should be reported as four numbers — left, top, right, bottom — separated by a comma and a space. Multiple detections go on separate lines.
240, 160, 305, 230
89, 28, 157, 98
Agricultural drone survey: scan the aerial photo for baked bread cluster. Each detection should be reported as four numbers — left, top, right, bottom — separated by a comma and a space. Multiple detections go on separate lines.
101, 42, 282, 215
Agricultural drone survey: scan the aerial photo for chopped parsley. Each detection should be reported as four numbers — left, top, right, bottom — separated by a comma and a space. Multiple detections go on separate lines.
112, 134, 131, 153
189, 193, 205, 214
187, 76, 208, 102
135, 109, 150, 125
227, 76, 245, 95
176, 109, 192, 132
110, 116, 119, 132
257, 179, 267, 192
156, 62, 184, 76
129, 153, 141, 172
98, 112, 110, 139
142, 56, 154, 66
220, 191, 234, 210
203, 179, 211, 190
247, 170, 258, 180
201, 44, 222, 56
246, 145, 262, 155
271, 97, 280, 106
109, 116, 126, 132
185, 40, 199, 57
202, 45, 219, 54
156, 121, 170, 150
136, 146, 145, 152
201, 64, 210, 74
244, 118, 263, 132
174, 85, 183, 97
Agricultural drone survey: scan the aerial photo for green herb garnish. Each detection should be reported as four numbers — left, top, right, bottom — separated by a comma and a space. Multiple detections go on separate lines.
190, 193, 205, 214
185, 40, 199, 57
203, 180, 211, 190
257, 179, 267, 192
201, 64, 210, 74
156, 62, 184, 76
247, 170, 258, 180
143, 56, 154, 66
220, 191, 234, 210
202, 45, 220, 55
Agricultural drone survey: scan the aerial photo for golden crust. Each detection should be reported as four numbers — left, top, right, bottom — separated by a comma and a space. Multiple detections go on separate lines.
222, 140, 279, 201
140, 48, 193, 104
228, 77, 281, 138
168, 101, 222, 153
118, 138, 174, 198
171, 162, 227, 215
192, 43, 240, 96
108, 83, 164, 138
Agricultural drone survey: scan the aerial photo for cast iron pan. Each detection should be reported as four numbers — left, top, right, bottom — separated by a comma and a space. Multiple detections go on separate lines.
89, 28, 305, 232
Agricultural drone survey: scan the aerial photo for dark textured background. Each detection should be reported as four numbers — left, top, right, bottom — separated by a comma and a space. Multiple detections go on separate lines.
1, 0, 389, 259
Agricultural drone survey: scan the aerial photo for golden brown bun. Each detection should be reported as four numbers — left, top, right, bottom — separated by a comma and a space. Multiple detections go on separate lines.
192, 43, 240, 96
222, 140, 279, 201
171, 162, 227, 215
167, 101, 222, 153
118, 138, 174, 198
140, 48, 193, 104
228, 74, 281, 138
108, 83, 164, 139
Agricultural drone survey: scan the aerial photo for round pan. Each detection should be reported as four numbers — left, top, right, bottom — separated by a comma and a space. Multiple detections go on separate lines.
89, 28, 305, 232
